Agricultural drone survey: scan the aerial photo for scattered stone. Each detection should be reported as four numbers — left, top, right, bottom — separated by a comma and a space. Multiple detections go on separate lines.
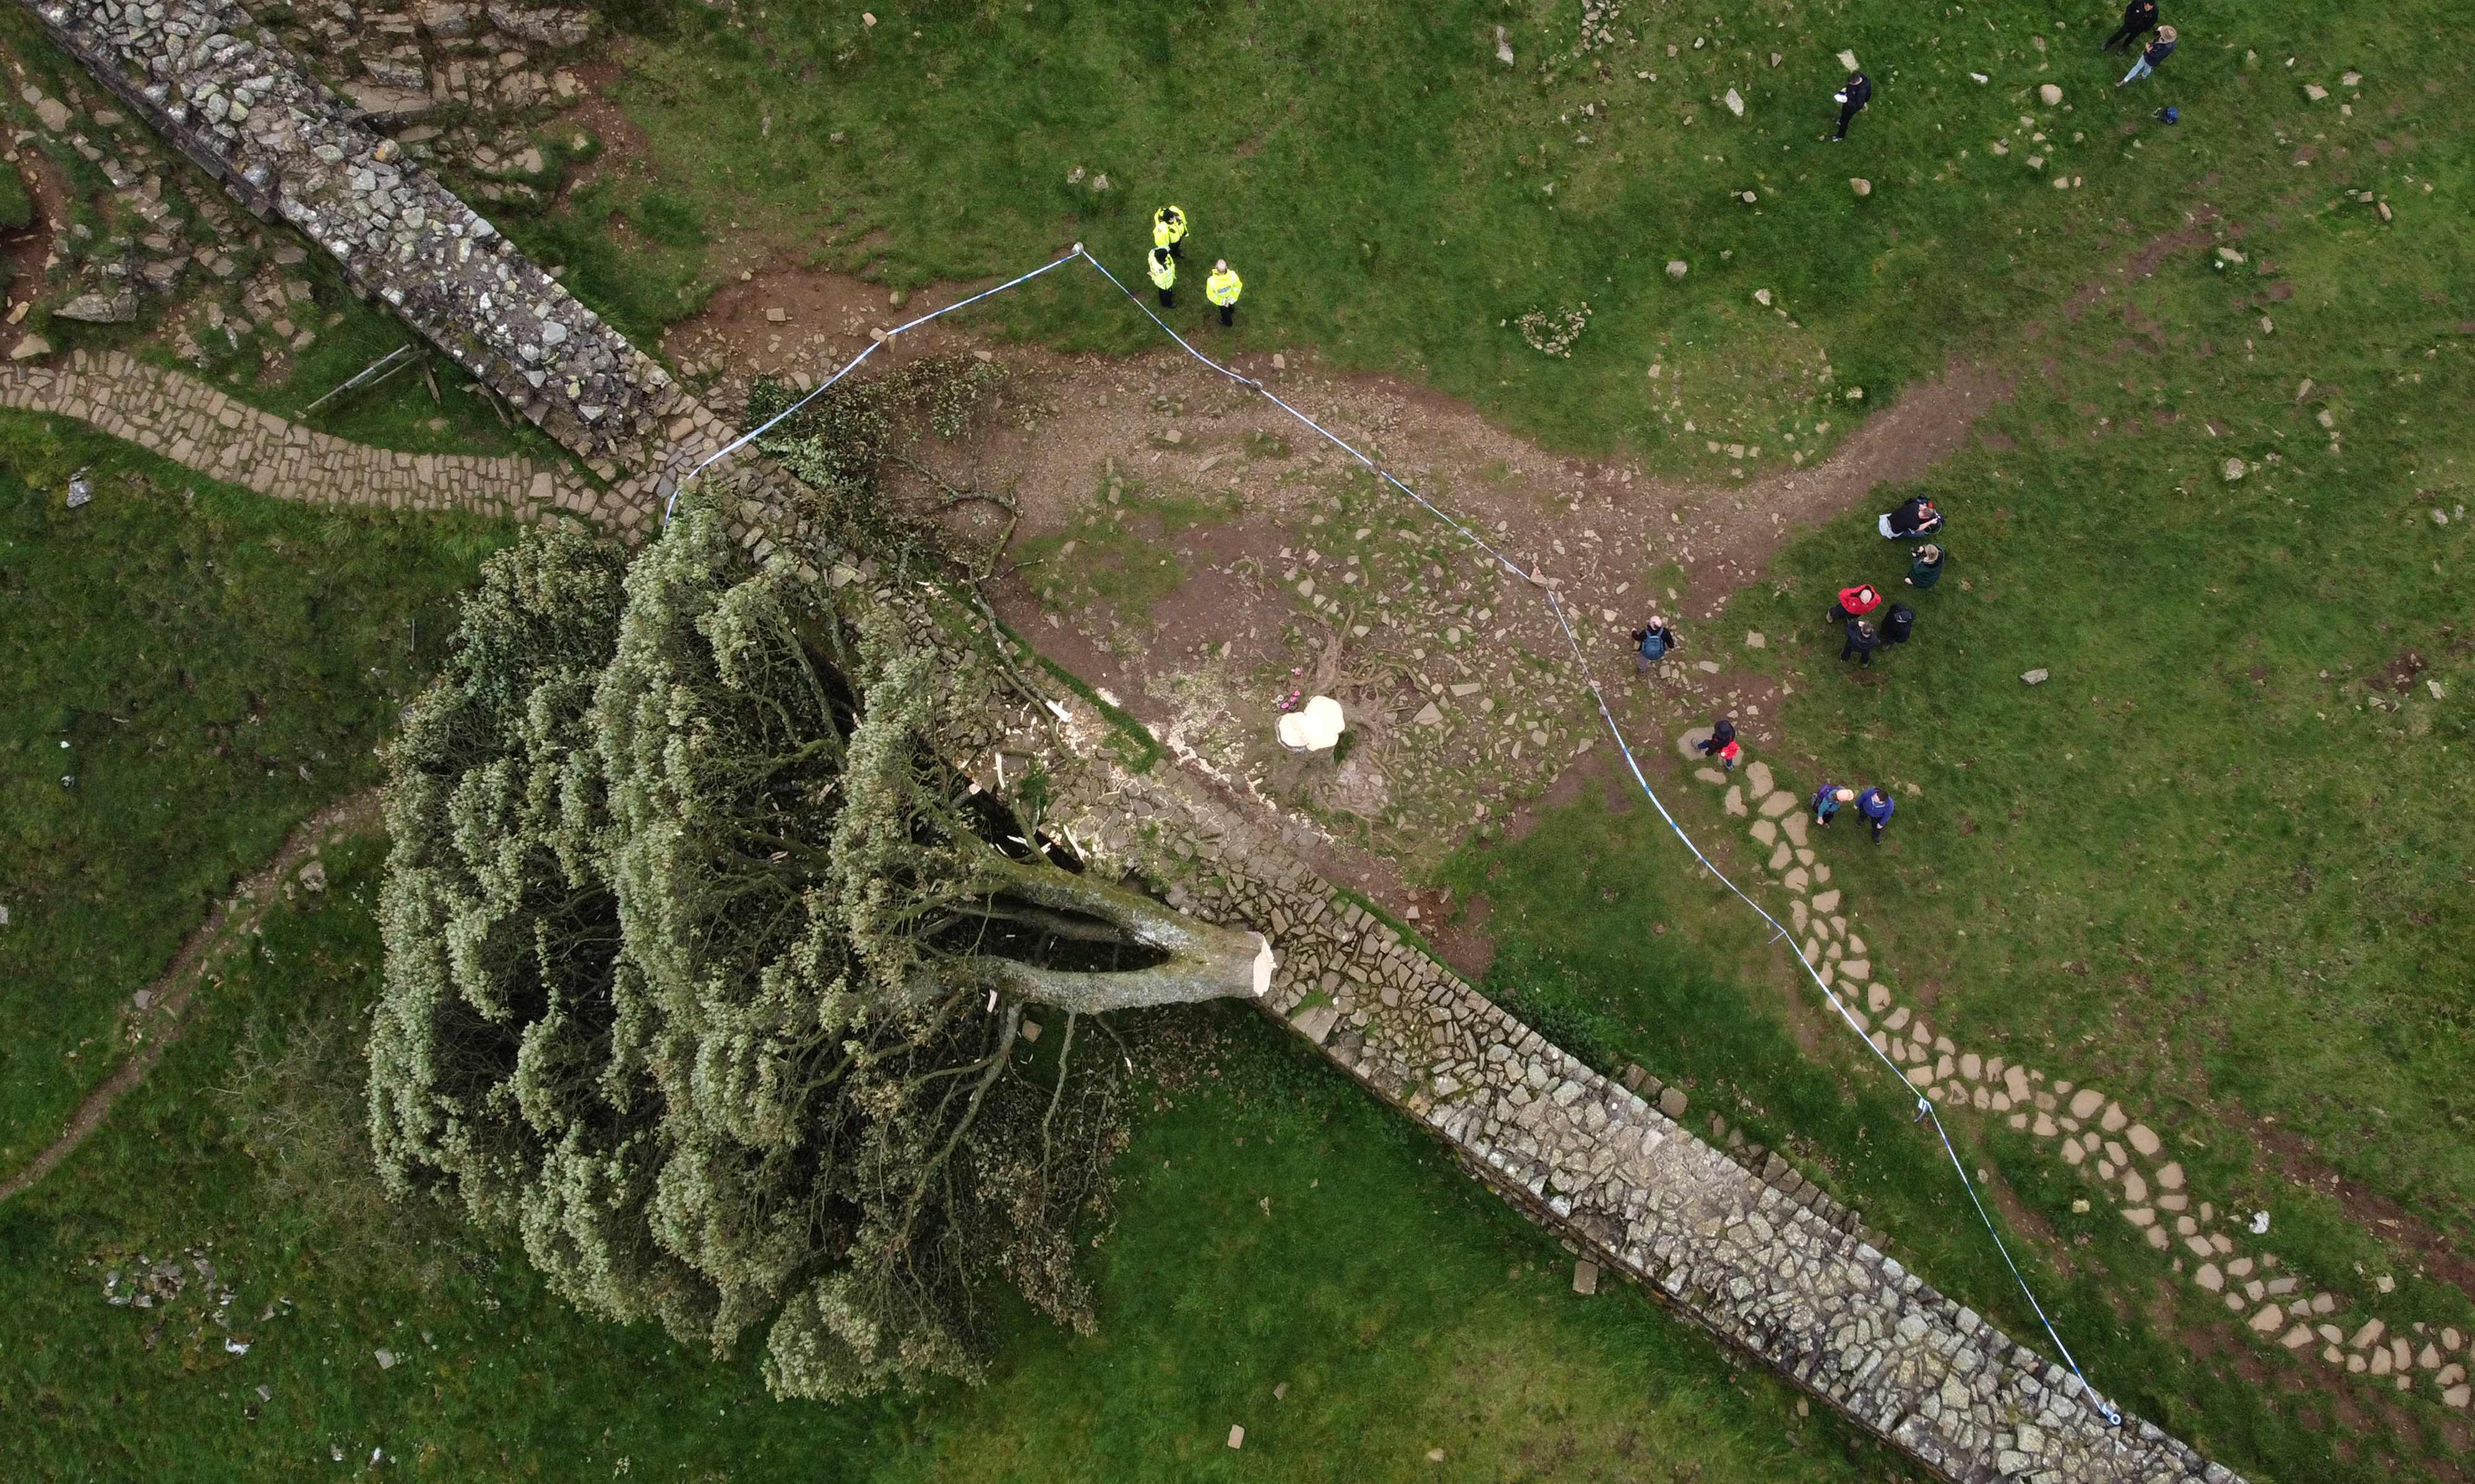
1850, 178, 1871, 197
2221, 457, 2247, 482
56, 291, 139, 324
1495, 25, 1515, 65
1657, 1086, 1688, 1119
2303, 83, 2328, 101
299, 861, 328, 894
1724, 88, 1745, 117
1573, 1259, 1600, 1295
2021, 668, 2049, 685
1226, 1424, 1245, 1449
2039, 83, 2063, 106
9, 334, 52, 362
1665, 260, 1689, 280
1744, 630, 1765, 648
375, 1349, 397, 1369
30, 93, 71, 132
1838, 49, 1859, 71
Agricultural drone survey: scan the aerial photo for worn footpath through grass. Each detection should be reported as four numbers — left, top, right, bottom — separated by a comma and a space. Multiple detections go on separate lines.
557, 0, 2466, 477
0, 410, 510, 1170
1429, 61, 2474, 1478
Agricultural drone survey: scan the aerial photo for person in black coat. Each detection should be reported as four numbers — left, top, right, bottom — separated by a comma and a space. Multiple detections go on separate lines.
2103, 0, 2160, 52
1841, 617, 1881, 667
1832, 71, 1872, 141
1882, 604, 1915, 645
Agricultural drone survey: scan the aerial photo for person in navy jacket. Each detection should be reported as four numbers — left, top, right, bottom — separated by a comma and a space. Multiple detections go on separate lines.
1857, 785, 1895, 843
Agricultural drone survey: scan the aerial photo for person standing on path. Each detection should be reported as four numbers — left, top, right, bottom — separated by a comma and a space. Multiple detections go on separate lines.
1829, 583, 1883, 624
1694, 716, 1741, 771
1857, 785, 1895, 843
1153, 205, 1188, 262
1632, 615, 1681, 674
2103, 0, 2160, 52
2118, 25, 2177, 87
1206, 259, 1244, 327
1149, 246, 1177, 309
1812, 783, 1856, 828
1831, 70, 1872, 141
1905, 543, 1946, 590
1841, 617, 1882, 667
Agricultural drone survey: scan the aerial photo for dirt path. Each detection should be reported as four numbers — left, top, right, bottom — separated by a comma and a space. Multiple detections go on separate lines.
0, 789, 381, 1206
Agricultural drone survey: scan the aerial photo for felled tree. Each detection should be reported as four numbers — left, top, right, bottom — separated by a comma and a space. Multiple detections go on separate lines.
371, 508, 1270, 1401
366, 531, 715, 1337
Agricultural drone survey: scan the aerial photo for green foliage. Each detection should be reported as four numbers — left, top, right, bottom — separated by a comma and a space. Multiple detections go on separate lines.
371, 512, 1263, 1402
0, 410, 505, 1168
0, 852, 1896, 1482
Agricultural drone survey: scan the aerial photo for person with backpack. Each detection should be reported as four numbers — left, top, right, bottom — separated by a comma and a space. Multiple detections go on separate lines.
1632, 615, 1681, 675
1857, 785, 1895, 843
1841, 617, 1882, 667
1880, 495, 1943, 539
2118, 25, 2178, 87
1882, 604, 1915, 646
1812, 782, 1856, 828
1904, 543, 1946, 590
1831, 70, 1872, 142
2102, 0, 2160, 53
1694, 716, 1741, 771
1829, 583, 1883, 624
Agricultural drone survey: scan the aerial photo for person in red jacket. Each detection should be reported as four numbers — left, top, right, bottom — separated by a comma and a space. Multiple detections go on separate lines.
1828, 583, 1883, 624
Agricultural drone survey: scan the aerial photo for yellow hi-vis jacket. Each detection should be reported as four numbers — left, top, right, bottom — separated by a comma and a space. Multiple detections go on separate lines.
1152, 206, 1187, 249
1206, 266, 1243, 307
1148, 249, 1176, 290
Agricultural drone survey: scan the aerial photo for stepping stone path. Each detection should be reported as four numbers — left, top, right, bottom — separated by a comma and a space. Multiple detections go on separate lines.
0, 352, 611, 526
1687, 747, 2464, 1406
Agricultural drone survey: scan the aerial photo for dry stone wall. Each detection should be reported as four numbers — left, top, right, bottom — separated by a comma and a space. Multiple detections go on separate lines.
1036, 733, 2237, 1484
17, 0, 740, 526
23, 5, 2242, 1474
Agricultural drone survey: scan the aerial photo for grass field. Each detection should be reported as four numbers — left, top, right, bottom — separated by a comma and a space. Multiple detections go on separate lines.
563, 0, 2471, 472
0, 837, 1919, 1484
0, 413, 509, 1170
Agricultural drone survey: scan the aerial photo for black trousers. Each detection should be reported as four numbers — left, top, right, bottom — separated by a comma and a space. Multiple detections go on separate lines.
1218, 304, 1234, 327
1158, 287, 1174, 308
2103, 20, 2152, 50
1168, 240, 1185, 260
1840, 640, 1875, 666
1867, 815, 1887, 842
1835, 101, 1863, 139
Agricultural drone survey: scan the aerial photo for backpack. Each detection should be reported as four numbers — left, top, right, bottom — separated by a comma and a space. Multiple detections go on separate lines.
1635, 627, 1668, 660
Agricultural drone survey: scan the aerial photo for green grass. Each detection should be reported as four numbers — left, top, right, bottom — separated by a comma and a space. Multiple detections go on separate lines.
1443, 793, 2468, 1481
0, 838, 1920, 1484
1015, 473, 1237, 627
588, 0, 2475, 471
0, 411, 510, 1169
1716, 174, 2475, 1240
0, 160, 30, 233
